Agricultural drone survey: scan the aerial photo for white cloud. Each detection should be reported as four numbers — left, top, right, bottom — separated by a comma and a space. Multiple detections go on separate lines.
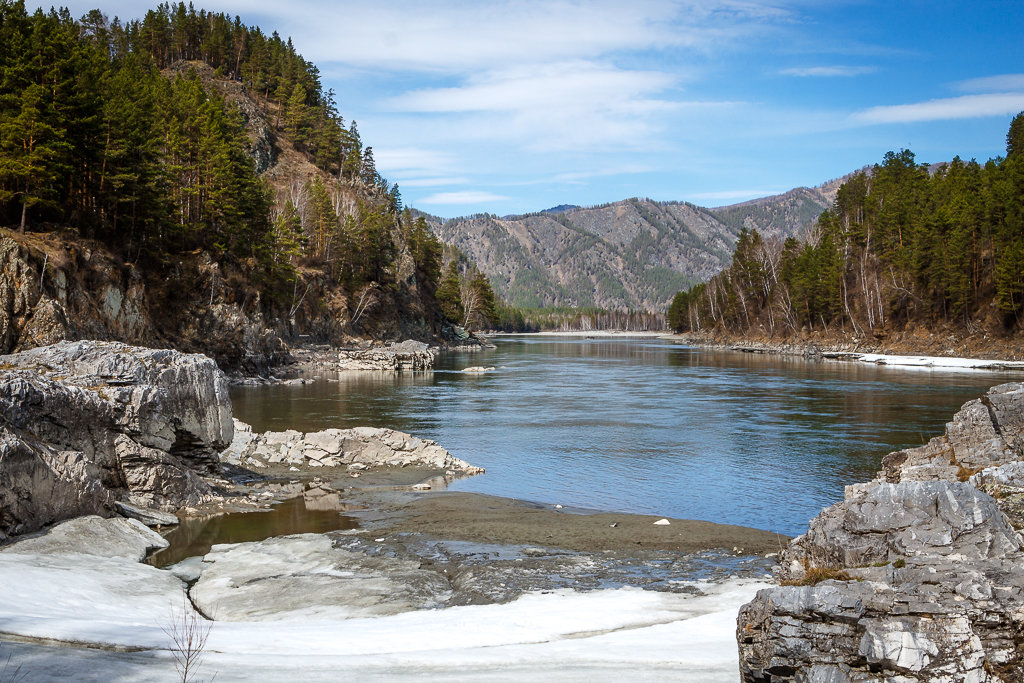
382, 61, 742, 153
549, 166, 657, 184
780, 66, 876, 78
955, 74, 1024, 93
220, 0, 787, 73
397, 177, 472, 188
851, 93, 1024, 125
387, 61, 677, 114
417, 191, 510, 205
373, 147, 459, 175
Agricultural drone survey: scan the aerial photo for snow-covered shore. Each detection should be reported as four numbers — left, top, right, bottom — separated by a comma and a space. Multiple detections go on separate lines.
829, 351, 1024, 371
665, 334, 1024, 373
0, 534, 768, 681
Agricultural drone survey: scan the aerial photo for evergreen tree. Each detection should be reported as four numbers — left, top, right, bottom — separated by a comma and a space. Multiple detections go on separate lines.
1007, 112, 1024, 158
436, 260, 463, 324
0, 83, 70, 232
304, 175, 336, 259
667, 290, 689, 332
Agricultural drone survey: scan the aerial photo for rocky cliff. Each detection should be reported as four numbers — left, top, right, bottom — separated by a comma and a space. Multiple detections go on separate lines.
0, 232, 294, 371
738, 382, 1024, 682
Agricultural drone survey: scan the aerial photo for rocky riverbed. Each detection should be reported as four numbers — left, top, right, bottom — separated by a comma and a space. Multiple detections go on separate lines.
738, 381, 1024, 682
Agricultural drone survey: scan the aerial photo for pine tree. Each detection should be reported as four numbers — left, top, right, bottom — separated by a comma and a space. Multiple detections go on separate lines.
304, 175, 336, 259
436, 260, 463, 324
0, 82, 70, 232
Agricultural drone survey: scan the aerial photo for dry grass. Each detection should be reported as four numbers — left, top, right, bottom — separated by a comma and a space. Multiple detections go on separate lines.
84, 384, 111, 401
0, 640, 24, 683
957, 465, 983, 482
781, 566, 854, 586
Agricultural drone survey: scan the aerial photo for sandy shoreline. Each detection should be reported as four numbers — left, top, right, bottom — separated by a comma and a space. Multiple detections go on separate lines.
365, 489, 786, 555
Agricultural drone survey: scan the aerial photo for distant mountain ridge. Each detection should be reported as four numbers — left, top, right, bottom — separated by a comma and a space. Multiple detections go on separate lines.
420, 180, 843, 311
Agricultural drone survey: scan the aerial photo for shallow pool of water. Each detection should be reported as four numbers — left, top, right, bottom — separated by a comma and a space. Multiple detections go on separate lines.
150, 494, 359, 567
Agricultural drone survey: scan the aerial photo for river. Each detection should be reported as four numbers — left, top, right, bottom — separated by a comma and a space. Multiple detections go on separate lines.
231, 335, 1022, 536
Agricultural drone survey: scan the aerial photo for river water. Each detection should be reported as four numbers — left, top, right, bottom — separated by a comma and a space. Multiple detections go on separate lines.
231, 336, 1023, 537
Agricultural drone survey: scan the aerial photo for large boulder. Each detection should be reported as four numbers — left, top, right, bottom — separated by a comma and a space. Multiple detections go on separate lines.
780, 481, 1021, 574
336, 340, 436, 370
739, 383, 1024, 682
0, 340, 233, 540
1, 515, 168, 561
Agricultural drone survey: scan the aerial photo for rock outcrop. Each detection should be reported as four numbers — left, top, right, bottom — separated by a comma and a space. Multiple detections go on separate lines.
738, 382, 1024, 682
0, 340, 232, 540
335, 340, 436, 370
222, 419, 483, 474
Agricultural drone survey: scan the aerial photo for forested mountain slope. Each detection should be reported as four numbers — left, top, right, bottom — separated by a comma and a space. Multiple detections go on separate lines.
709, 182, 842, 238
0, 2, 458, 368
669, 115, 1024, 358
424, 186, 834, 311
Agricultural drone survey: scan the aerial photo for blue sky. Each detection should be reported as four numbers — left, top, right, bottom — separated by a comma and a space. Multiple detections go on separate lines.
40, 1, 1024, 217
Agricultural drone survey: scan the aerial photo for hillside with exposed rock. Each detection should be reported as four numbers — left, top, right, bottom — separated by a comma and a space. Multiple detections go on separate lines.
0, 5, 460, 370
423, 185, 836, 311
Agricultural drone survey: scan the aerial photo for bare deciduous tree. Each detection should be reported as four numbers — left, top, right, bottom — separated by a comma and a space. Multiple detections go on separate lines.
162, 590, 214, 683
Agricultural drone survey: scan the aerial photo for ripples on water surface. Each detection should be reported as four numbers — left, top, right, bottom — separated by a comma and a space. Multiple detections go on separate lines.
231, 337, 1023, 536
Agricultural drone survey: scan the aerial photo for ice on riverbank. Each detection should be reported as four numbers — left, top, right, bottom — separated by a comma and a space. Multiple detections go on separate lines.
855, 352, 1024, 370
0, 536, 768, 681
825, 351, 1024, 371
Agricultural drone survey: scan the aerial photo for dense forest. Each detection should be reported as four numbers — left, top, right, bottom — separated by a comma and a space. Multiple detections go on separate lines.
0, 1, 398, 278
0, 1, 502, 347
668, 114, 1024, 343
492, 306, 665, 333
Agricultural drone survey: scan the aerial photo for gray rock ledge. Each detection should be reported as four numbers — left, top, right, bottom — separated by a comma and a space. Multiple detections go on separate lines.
222, 418, 484, 474
739, 382, 1024, 682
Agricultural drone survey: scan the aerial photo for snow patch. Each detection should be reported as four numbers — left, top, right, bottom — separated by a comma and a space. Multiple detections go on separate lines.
0, 544, 768, 680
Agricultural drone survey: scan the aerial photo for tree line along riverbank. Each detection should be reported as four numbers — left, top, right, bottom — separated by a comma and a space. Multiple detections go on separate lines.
669, 114, 1024, 359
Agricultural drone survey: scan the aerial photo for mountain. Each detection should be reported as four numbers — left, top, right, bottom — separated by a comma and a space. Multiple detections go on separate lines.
709, 185, 838, 239
539, 205, 581, 215
422, 184, 836, 311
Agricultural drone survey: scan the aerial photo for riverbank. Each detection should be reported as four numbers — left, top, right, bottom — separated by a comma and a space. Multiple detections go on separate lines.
0, 339, 786, 680
0, 468, 782, 681
499, 330, 667, 337
737, 380, 1024, 680
665, 332, 1024, 370
663, 329, 1024, 366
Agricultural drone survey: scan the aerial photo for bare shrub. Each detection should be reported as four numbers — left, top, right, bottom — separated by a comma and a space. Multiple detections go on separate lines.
162, 590, 214, 683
